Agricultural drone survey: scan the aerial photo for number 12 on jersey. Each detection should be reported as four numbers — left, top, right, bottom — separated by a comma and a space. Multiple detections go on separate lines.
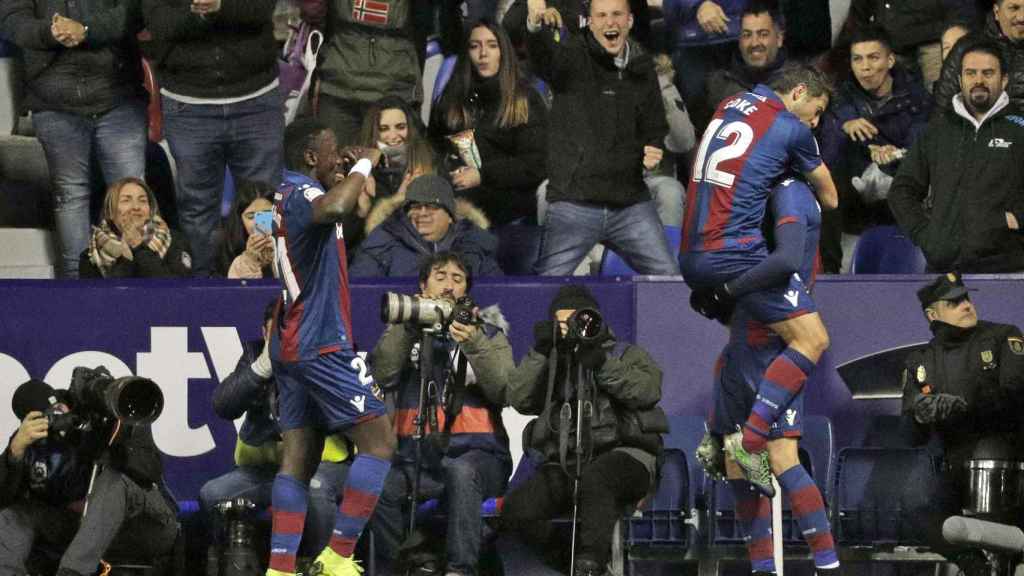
692, 118, 754, 188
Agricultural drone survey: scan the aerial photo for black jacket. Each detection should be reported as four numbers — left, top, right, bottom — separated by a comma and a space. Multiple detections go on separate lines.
700, 50, 787, 133
0, 421, 164, 509
888, 99, 1024, 272
0, 0, 144, 115
213, 340, 280, 448
526, 28, 667, 207
429, 78, 548, 226
934, 16, 1024, 113
901, 320, 1024, 466
140, 0, 278, 98
846, 0, 947, 52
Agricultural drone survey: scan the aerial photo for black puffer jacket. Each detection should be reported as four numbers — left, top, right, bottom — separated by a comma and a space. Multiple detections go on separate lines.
0, 0, 144, 115
526, 27, 667, 207
888, 99, 1024, 272
934, 16, 1024, 112
429, 78, 548, 226
140, 0, 278, 98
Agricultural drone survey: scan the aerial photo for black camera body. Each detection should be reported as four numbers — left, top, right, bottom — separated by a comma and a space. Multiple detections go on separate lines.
381, 292, 480, 332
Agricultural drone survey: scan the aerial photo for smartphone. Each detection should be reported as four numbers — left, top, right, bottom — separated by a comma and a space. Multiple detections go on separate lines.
253, 210, 273, 235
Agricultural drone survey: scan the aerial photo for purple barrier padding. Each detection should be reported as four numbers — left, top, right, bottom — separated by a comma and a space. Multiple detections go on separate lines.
2, 275, 1022, 499
0, 278, 634, 500
636, 274, 1024, 450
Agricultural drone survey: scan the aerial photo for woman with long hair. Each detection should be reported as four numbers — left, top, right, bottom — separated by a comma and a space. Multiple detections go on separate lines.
79, 177, 192, 278
429, 18, 547, 227
358, 96, 436, 200
213, 180, 276, 278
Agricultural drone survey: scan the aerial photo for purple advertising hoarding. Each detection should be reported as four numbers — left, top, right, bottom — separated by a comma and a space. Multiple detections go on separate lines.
1, 275, 1022, 500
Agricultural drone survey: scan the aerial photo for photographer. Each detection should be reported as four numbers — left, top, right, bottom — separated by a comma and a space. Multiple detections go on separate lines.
368, 251, 513, 576
0, 371, 176, 576
501, 285, 665, 576
199, 301, 352, 564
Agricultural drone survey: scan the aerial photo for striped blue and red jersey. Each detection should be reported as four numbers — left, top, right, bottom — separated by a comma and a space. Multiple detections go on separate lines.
681, 84, 822, 255
270, 171, 356, 363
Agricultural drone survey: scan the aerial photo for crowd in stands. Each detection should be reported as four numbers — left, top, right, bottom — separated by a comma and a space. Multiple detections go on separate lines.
1, 0, 1023, 279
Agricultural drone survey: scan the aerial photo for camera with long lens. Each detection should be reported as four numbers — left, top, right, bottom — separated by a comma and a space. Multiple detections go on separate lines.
381, 292, 480, 331
69, 367, 165, 425
564, 308, 605, 344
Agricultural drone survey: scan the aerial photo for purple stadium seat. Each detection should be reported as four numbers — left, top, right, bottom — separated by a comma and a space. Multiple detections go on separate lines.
851, 225, 927, 274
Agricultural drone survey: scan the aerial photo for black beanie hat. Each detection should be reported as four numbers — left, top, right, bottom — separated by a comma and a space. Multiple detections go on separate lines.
12, 379, 58, 420
549, 285, 599, 318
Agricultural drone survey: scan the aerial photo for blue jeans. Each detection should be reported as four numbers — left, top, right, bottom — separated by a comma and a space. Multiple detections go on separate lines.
370, 450, 507, 575
198, 460, 349, 555
535, 201, 680, 275
161, 87, 284, 276
33, 101, 147, 278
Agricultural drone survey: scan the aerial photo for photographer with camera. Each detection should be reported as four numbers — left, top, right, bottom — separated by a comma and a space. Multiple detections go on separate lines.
0, 370, 176, 576
199, 300, 353, 572
368, 251, 513, 576
501, 285, 666, 576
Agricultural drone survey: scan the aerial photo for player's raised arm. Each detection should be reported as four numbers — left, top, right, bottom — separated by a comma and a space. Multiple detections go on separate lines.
311, 147, 382, 224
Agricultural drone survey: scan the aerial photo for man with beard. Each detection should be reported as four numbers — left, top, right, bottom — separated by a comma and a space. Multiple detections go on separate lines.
700, 0, 788, 132
889, 38, 1024, 273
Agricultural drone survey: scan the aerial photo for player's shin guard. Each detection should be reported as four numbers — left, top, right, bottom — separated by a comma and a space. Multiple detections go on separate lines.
328, 454, 391, 557
729, 479, 775, 573
269, 473, 309, 574
778, 464, 838, 569
742, 347, 815, 453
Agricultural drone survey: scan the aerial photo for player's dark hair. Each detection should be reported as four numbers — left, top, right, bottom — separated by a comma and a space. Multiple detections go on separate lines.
767, 61, 834, 100
418, 251, 473, 292
284, 117, 331, 173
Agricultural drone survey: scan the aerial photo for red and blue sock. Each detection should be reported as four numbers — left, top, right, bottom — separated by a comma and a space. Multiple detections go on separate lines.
778, 464, 838, 569
269, 473, 309, 573
742, 347, 815, 453
729, 479, 775, 573
328, 454, 391, 557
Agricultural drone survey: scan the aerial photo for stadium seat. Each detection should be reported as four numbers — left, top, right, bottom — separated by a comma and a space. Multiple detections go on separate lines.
850, 225, 927, 274
832, 447, 940, 547
0, 228, 57, 278
420, 39, 444, 125
431, 54, 458, 105
599, 225, 682, 276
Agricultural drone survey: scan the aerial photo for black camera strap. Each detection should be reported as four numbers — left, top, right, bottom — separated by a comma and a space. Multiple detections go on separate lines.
440, 344, 468, 438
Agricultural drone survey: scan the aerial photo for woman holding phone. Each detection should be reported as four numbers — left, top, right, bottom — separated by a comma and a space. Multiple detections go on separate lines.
214, 180, 276, 279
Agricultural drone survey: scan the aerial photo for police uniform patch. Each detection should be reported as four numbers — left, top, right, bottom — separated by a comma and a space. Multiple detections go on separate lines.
916, 365, 927, 383
981, 350, 993, 363
1009, 337, 1024, 355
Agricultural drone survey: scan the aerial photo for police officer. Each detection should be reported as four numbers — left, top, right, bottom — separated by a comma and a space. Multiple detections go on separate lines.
900, 272, 1024, 571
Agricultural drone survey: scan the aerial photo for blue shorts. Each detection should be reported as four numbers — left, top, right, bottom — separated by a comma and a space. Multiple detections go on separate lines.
274, 350, 386, 433
735, 272, 817, 325
679, 247, 768, 289
709, 309, 804, 439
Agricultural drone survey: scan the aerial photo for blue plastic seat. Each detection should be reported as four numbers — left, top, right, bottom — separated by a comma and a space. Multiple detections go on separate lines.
851, 225, 927, 274
832, 447, 940, 547
599, 225, 682, 276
